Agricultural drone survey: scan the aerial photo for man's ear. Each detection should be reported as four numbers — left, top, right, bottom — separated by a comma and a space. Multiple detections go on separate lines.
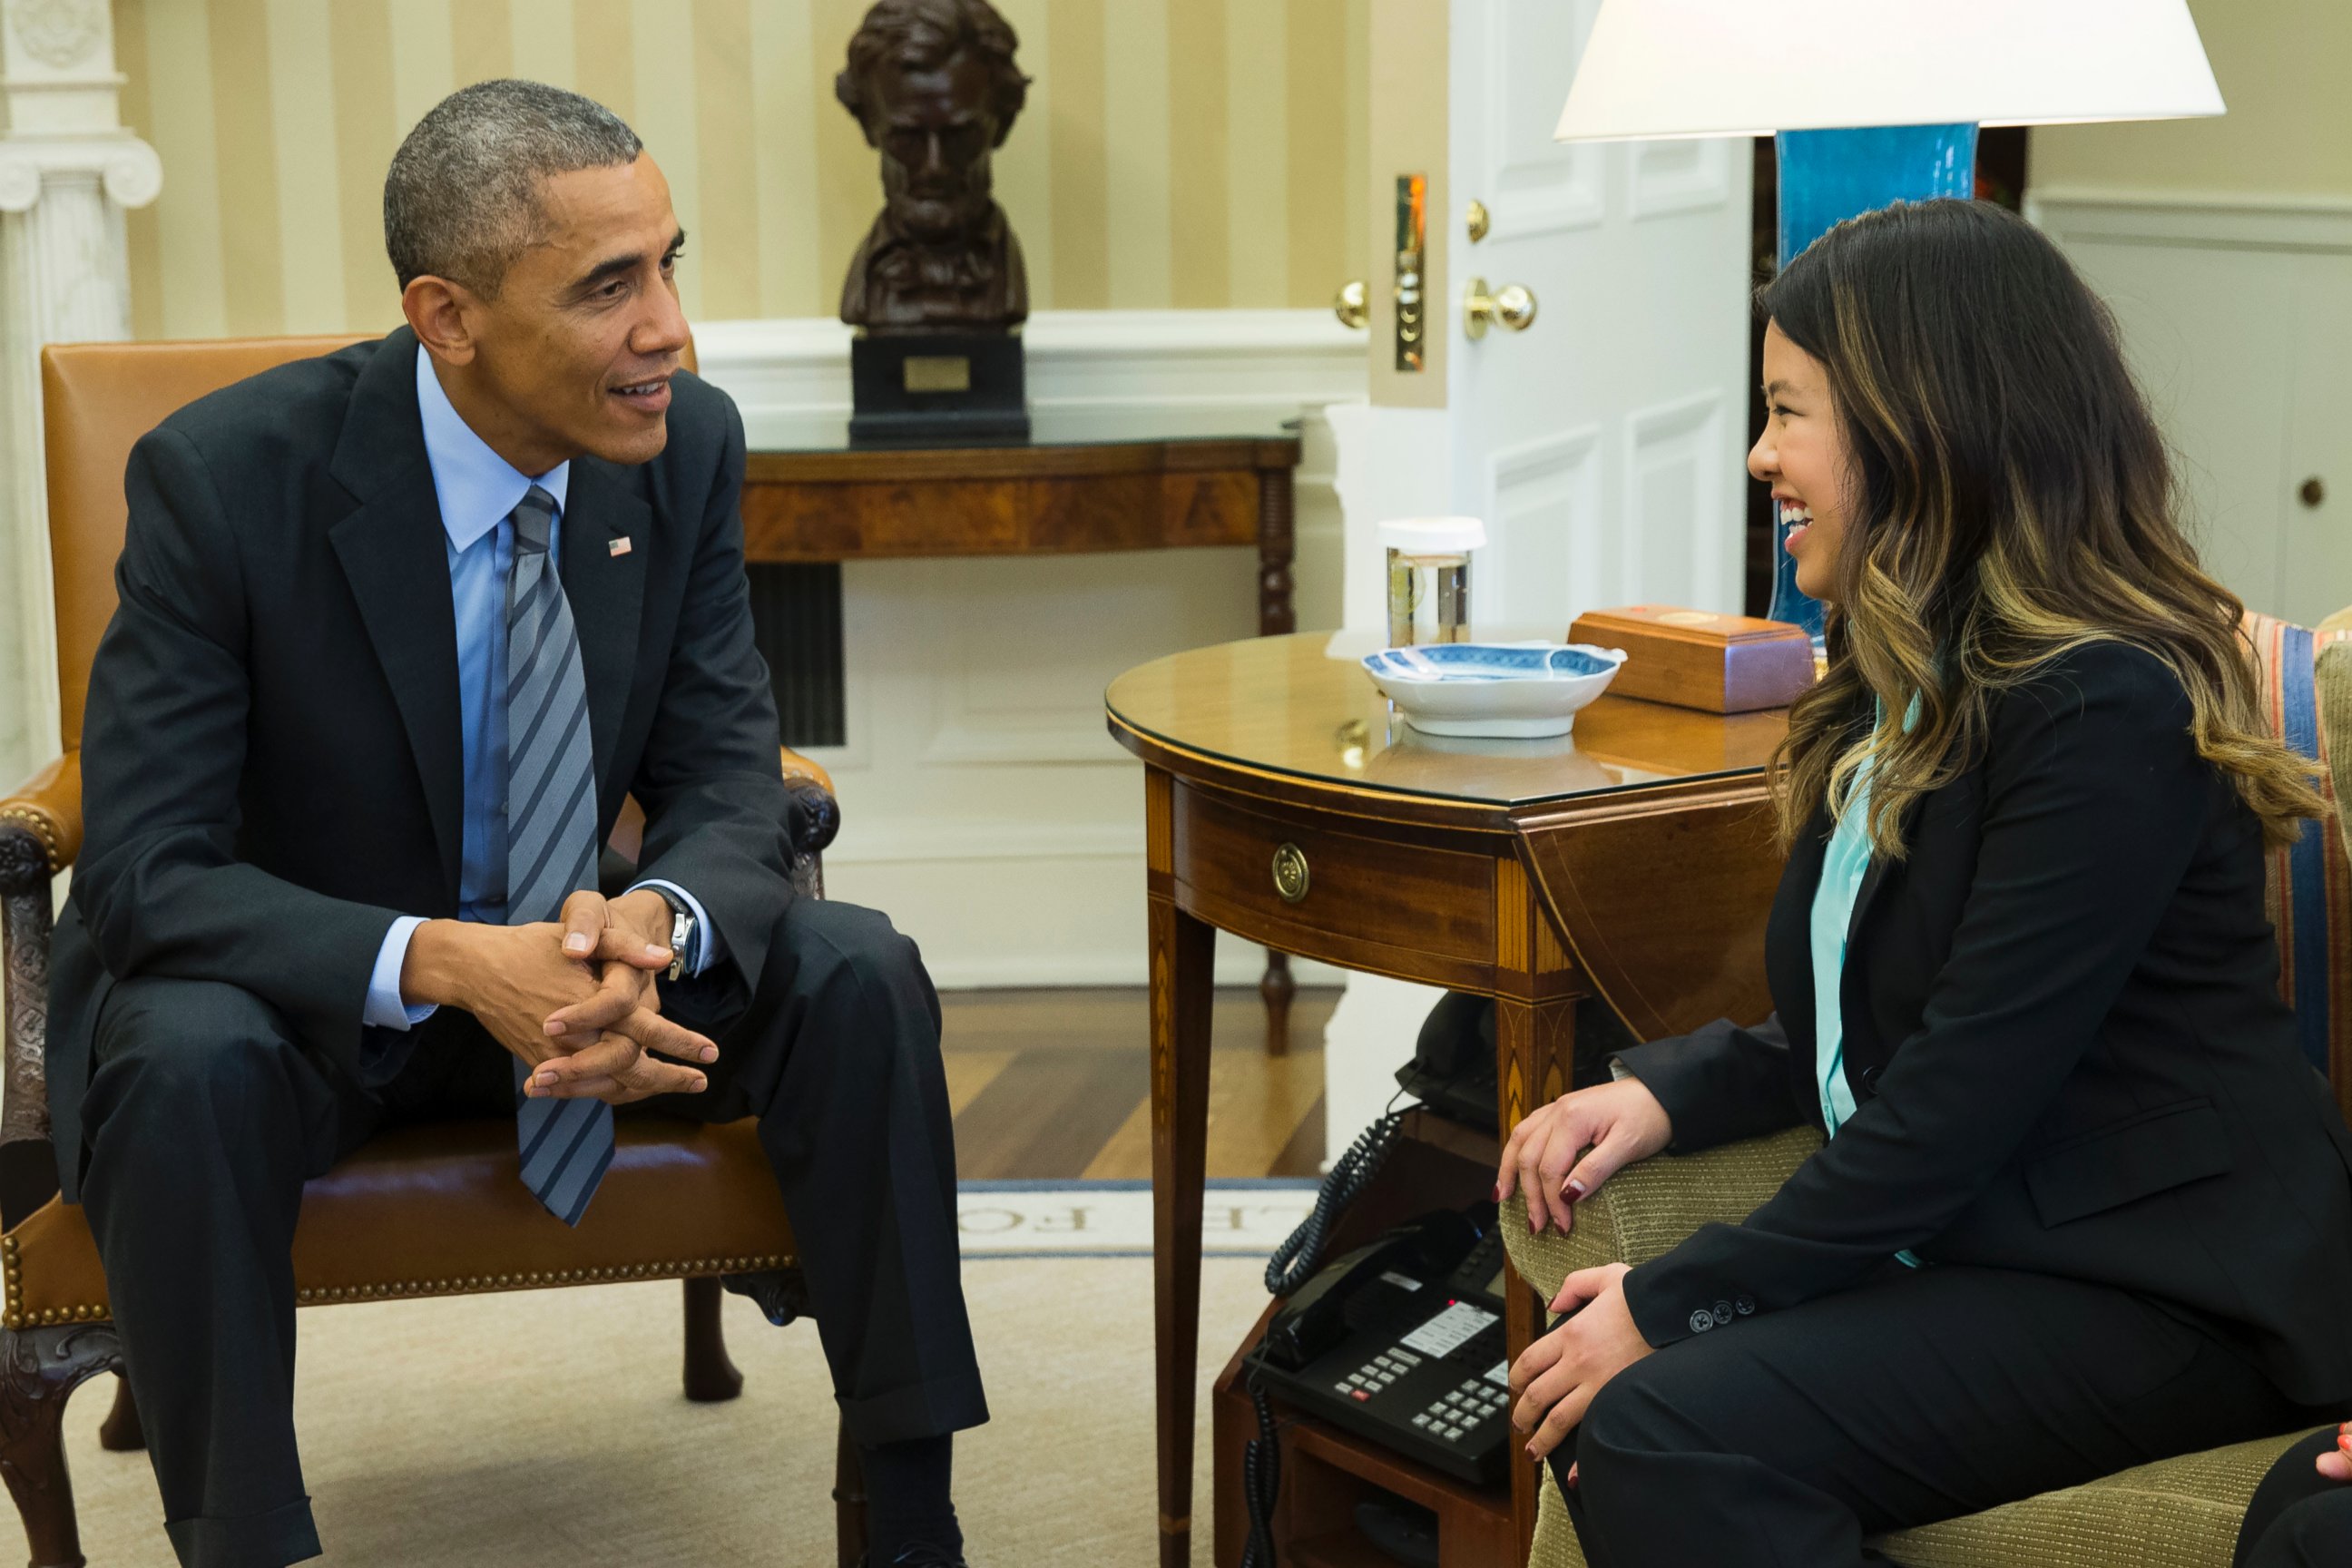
401, 275, 479, 367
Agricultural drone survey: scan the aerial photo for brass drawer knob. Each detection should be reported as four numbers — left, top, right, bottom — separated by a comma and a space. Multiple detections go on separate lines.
1271, 842, 1311, 904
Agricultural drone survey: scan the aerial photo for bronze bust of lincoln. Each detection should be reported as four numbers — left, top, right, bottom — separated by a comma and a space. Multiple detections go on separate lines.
837, 0, 1031, 333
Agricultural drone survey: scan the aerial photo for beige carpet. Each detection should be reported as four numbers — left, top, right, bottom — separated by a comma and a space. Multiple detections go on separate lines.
11, 1256, 1273, 1566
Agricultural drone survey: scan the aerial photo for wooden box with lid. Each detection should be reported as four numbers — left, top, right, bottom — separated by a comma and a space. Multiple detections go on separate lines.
1568, 604, 1818, 714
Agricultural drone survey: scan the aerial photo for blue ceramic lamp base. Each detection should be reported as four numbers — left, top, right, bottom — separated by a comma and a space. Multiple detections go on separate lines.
1765, 122, 1979, 642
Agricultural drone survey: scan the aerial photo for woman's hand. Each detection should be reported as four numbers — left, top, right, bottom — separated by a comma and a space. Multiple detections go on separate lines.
2320, 1423, 2352, 1484
1495, 1076, 1673, 1234
1509, 1262, 1654, 1463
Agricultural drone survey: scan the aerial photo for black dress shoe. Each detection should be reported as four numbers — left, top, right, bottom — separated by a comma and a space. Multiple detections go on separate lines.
858, 1550, 969, 1568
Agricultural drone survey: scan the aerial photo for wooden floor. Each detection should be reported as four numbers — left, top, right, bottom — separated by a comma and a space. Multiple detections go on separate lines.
939, 985, 1338, 1181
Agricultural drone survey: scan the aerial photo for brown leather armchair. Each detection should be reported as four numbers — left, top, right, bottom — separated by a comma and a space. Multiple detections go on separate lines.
0, 336, 860, 1568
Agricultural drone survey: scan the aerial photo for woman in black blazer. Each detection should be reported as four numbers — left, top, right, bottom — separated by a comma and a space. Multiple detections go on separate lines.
1494, 199, 2352, 1567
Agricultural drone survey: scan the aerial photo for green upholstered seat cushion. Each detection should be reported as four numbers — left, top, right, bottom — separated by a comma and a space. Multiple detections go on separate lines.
1500, 1137, 2329, 1568
1524, 1424, 2328, 1568
1873, 1431, 2329, 1568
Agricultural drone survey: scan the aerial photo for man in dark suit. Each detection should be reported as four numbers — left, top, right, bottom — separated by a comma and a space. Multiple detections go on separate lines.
49, 80, 985, 1568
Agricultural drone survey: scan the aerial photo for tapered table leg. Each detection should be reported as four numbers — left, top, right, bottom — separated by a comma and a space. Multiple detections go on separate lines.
1492, 849, 1583, 1563
1151, 875, 1217, 1568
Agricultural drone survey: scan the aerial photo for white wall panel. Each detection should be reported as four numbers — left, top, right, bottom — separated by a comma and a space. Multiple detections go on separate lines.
2032, 191, 2352, 628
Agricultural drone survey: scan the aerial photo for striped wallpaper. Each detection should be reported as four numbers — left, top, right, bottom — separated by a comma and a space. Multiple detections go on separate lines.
111, 0, 1373, 338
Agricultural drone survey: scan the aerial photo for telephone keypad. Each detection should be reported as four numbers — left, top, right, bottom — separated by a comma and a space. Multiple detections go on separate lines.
1421, 1374, 1509, 1442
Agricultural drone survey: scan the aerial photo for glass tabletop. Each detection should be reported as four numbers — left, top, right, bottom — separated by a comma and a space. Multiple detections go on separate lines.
1106, 632, 1789, 808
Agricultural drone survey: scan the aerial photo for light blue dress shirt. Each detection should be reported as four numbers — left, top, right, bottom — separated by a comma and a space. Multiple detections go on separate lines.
360, 348, 720, 1033
1809, 695, 1920, 1269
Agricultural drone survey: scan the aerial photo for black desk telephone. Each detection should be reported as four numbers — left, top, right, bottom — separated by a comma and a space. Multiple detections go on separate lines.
1250, 1204, 1511, 1485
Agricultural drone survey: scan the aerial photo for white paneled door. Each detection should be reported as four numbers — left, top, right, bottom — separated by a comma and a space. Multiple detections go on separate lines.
1446, 0, 1751, 627
1321, 0, 1752, 1158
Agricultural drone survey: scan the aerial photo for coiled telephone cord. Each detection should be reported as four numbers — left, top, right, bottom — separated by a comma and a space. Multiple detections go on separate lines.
1262, 1106, 1407, 1298
1242, 1103, 1411, 1563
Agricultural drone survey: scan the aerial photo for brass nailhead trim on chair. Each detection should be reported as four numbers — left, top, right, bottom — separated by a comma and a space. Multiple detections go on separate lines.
7, 1245, 796, 1328
269, 1254, 794, 1315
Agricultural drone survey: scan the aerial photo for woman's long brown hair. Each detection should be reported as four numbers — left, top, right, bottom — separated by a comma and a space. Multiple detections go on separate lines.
1762, 198, 2322, 854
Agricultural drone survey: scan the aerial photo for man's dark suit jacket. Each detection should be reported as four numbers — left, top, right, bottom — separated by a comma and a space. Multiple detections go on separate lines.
1615, 641, 2352, 1405
47, 327, 797, 1201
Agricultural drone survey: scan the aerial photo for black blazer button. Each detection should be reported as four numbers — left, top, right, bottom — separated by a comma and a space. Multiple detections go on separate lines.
1688, 1308, 1715, 1334
1859, 1065, 1883, 1095
1712, 1299, 1734, 1325
1735, 1294, 1757, 1315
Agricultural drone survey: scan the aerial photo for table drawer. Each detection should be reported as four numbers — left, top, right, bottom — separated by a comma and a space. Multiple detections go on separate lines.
1172, 784, 1497, 970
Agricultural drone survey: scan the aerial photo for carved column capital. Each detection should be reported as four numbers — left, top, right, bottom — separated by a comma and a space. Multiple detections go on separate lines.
5, 0, 109, 73
0, 134, 159, 214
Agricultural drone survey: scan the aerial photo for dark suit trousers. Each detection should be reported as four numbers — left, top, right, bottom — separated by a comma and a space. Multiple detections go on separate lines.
2236, 1428, 2352, 1568
77, 897, 985, 1568
1551, 1262, 2331, 1568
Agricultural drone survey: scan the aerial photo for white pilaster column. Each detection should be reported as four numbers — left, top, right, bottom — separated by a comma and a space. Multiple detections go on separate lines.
0, 0, 161, 786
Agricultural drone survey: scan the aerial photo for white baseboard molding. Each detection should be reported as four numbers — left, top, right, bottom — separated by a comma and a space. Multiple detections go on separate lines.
823, 818, 1141, 866
2029, 187, 2352, 254
925, 952, 1350, 991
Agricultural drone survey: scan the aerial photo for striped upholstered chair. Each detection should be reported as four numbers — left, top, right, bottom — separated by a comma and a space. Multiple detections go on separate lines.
1504, 608, 2352, 1568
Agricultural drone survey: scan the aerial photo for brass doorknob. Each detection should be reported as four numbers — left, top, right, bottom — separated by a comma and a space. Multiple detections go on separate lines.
1464, 277, 1537, 339
1333, 279, 1368, 330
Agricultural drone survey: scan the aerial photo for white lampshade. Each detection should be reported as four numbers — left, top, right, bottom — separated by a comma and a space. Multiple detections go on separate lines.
1555, 0, 2223, 142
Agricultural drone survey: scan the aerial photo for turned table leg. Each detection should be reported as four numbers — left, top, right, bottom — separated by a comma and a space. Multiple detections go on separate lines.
1259, 954, 1295, 1056
1255, 464, 1298, 1053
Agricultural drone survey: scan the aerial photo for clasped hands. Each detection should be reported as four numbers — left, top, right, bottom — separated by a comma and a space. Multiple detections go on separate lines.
400, 887, 718, 1104
1493, 1076, 1677, 1467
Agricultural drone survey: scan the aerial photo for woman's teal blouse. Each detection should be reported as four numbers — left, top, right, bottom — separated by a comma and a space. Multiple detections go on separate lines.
1808, 700, 1922, 1269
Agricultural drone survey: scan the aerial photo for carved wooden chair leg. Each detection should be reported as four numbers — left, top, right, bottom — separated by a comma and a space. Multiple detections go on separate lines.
832, 1418, 868, 1568
0, 1322, 123, 1568
681, 1276, 743, 1403
96, 1373, 143, 1452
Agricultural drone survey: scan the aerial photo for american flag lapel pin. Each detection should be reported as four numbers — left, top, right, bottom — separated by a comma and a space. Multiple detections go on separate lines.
608, 536, 632, 558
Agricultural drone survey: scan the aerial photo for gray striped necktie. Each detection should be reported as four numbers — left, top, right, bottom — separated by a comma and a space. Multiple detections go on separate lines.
505, 484, 613, 1226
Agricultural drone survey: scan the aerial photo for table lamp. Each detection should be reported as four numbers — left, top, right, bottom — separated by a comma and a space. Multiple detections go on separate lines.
1553, 0, 2223, 640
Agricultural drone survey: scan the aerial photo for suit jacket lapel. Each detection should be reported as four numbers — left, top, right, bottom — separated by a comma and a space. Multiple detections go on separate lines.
1844, 795, 1925, 956
1838, 790, 1926, 1072
559, 458, 648, 790
327, 328, 465, 900
1779, 810, 1830, 1042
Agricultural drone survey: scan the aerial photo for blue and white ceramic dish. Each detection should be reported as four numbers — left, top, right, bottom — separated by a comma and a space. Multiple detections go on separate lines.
1361, 641, 1628, 738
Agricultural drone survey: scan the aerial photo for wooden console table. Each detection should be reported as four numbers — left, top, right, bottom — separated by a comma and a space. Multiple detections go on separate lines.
739, 435, 1304, 636
1106, 632, 1790, 1566
744, 433, 1311, 1046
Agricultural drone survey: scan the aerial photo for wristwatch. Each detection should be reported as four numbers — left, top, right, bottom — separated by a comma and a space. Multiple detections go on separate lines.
651, 888, 697, 982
